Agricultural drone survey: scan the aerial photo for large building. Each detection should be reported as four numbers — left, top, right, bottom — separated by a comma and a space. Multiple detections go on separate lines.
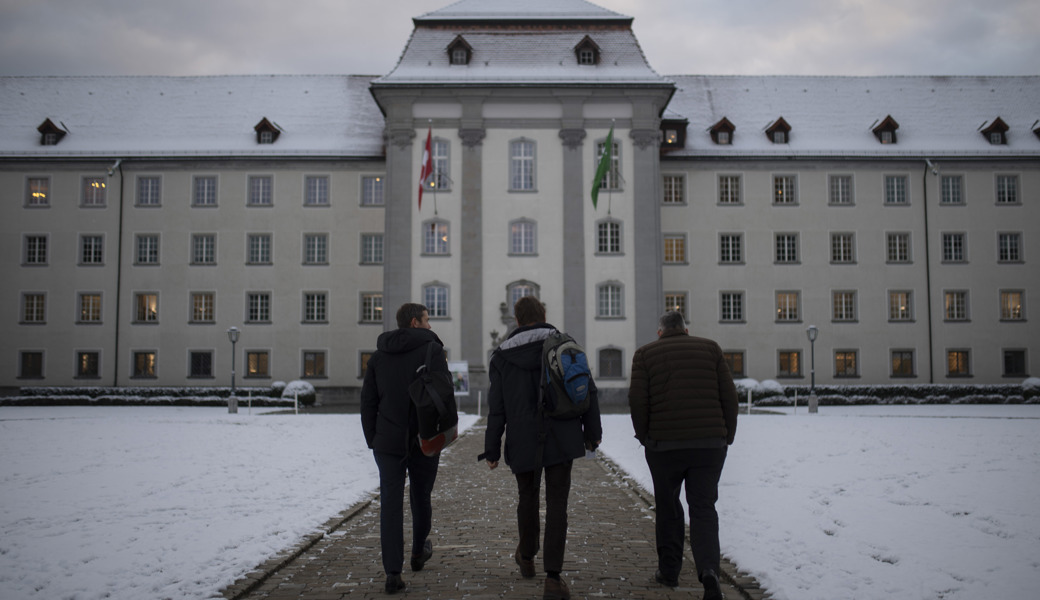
3, 0, 1037, 403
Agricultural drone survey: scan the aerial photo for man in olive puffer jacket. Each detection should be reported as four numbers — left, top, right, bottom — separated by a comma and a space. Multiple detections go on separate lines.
628, 311, 738, 600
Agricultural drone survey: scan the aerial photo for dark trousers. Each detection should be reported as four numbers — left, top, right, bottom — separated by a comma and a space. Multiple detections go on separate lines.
514, 460, 573, 573
373, 449, 440, 574
645, 446, 727, 581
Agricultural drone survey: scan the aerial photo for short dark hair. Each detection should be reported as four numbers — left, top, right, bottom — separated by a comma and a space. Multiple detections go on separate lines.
658, 310, 686, 333
396, 303, 428, 329
513, 296, 546, 327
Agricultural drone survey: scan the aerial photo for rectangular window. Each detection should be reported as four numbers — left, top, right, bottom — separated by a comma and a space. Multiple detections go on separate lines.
832, 291, 856, 322
773, 175, 797, 204
423, 222, 449, 255
247, 351, 270, 377
718, 175, 741, 204
947, 350, 971, 377
889, 291, 913, 321
1000, 290, 1024, 320
664, 293, 687, 321
303, 351, 326, 378
1003, 350, 1027, 377
595, 139, 621, 191
778, 351, 801, 377
996, 175, 1018, 204
77, 351, 100, 379
432, 140, 450, 190
510, 221, 537, 255
79, 293, 102, 323
597, 284, 624, 318
887, 233, 911, 263
247, 293, 271, 322
360, 293, 383, 323
136, 234, 159, 265
133, 351, 157, 378
248, 175, 273, 206
835, 350, 858, 377
510, 140, 535, 191
662, 175, 684, 204
891, 350, 915, 377
19, 351, 44, 379
721, 292, 744, 322
944, 291, 968, 321
776, 291, 800, 322
22, 293, 46, 323
189, 351, 213, 378
303, 292, 327, 323
305, 175, 329, 206
597, 221, 621, 254
361, 176, 384, 206
598, 348, 623, 379
720, 234, 743, 263
192, 292, 215, 323
247, 234, 272, 264
942, 233, 966, 262
135, 293, 158, 323
361, 234, 384, 264
82, 177, 107, 206
81, 235, 103, 265
136, 176, 161, 206
830, 233, 855, 263
940, 175, 963, 205
424, 285, 449, 318
663, 235, 686, 264
27, 177, 49, 206
193, 176, 217, 206
724, 352, 745, 378
885, 175, 908, 205
24, 235, 47, 265
998, 233, 1021, 262
192, 234, 216, 265
303, 234, 328, 265
775, 234, 798, 263
829, 175, 853, 205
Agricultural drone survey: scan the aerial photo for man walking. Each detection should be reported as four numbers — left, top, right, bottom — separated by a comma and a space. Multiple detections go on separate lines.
628, 311, 738, 600
482, 296, 602, 600
361, 303, 447, 594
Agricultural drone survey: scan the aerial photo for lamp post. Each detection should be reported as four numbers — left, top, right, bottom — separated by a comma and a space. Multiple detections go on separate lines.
227, 326, 240, 414
806, 325, 819, 413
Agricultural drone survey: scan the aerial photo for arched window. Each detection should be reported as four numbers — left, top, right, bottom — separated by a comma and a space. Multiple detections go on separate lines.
509, 139, 536, 191
423, 282, 450, 318
509, 219, 537, 255
598, 347, 624, 379
506, 280, 540, 315
596, 281, 624, 318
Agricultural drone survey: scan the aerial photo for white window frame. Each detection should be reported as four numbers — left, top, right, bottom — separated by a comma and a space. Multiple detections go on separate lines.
509, 139, 536, 191
422, 220, 450, 255
423, 283, 450, 318
361, 233, 384, 265
303, 233, 329, 265
361, 175, 385, 206
304, 175, 330, 206
248, 175, 273, 206
596, 219, 622, 255
509, 219, 537, 255
596, 282, 624, 319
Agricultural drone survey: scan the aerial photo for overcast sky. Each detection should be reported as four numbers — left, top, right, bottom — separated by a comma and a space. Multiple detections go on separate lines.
1, 0, 1037, 78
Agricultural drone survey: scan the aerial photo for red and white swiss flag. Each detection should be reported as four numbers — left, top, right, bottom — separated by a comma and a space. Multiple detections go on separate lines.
418, 128, 432, 210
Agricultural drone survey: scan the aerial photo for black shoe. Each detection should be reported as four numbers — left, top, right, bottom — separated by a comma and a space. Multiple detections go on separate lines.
701, 569, 723, 600
515, 547, 536, 578
411, 539, 433, 572
385, 572, 406, 594
654, 569, 678, 587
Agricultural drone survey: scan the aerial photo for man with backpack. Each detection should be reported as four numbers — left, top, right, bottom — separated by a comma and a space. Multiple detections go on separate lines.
482, 296, 602, 600
628, 311, 738, 600
361, 303, 448, 594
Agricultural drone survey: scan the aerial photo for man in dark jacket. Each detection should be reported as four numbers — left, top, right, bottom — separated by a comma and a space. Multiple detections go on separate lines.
628, 311, 738, 600
483, 296, 602, 600
361, 303, 448, 594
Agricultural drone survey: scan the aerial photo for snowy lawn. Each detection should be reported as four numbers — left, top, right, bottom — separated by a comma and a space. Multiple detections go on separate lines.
1, 405, 1038, 599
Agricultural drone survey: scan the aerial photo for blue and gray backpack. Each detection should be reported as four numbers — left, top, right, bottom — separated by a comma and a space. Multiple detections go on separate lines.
540, 330, 592, 419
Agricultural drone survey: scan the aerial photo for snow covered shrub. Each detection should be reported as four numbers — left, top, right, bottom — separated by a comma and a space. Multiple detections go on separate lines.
282, 380, 316, 406
271, 381, 287, 397
1023, 378, 1040, 392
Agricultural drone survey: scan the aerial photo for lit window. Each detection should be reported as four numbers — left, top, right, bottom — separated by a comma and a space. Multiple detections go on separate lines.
423, 221, 449, 255
947, 350, 970, 377
832, 291, 856, 321
944, 291, 968, 321
778, 351, 801, 377
362, 176, 385, 206
663, 235, 686, 264
724, 352, 745, 377
191, 292, 215, 323
303, 351, 326, 378
776, 291, 799, 322
664, 293, 687, 321
77, 351, 100, 379
135, 293, 158, 323
835, 351, 858, 377
889, 291, 913, 321
82, 177, 106, 206
773, 175, 796, 204
133, 352, 157, 378
891, 350, 915, 377
79, 293, 102, 323
1000, 290, 1024, 320
247, 351, 270, 377
26, 177, 49, 206
360, 293, 383, 323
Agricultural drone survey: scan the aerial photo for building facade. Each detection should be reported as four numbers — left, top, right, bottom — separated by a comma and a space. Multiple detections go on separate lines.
2, 0, 1037, 402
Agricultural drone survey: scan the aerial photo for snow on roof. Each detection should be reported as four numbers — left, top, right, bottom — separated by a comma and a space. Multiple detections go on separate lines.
665, 75, 1040, 158
416, 0, 630, 22
0, 75, 385, 159
375, 28, 668, 86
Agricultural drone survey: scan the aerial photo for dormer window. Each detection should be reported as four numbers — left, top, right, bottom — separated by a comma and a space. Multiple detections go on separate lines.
447, 35, 473, 65
980, 117, 1009, 145
710, 117, 736, 145
574, 36, 601, 66
254, 117, 281, 144
664, 130, 678, 144
37, 118, 67, 146
765, 117, 791, 145
659, 117, 688, 151
873, 115, 899, 144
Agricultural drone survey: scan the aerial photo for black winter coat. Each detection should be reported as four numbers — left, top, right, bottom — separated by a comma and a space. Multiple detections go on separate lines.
360, 327, 448, 456
484, 323, 603, 474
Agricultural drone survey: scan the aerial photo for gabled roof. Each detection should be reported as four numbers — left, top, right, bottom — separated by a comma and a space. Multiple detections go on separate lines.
415, 0, 630, 23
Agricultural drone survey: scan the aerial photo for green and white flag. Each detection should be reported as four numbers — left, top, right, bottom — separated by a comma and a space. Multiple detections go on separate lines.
590, 126, 614, 209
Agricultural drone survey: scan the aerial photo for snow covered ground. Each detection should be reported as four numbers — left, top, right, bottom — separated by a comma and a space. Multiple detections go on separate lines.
1, 405, 1038, 600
